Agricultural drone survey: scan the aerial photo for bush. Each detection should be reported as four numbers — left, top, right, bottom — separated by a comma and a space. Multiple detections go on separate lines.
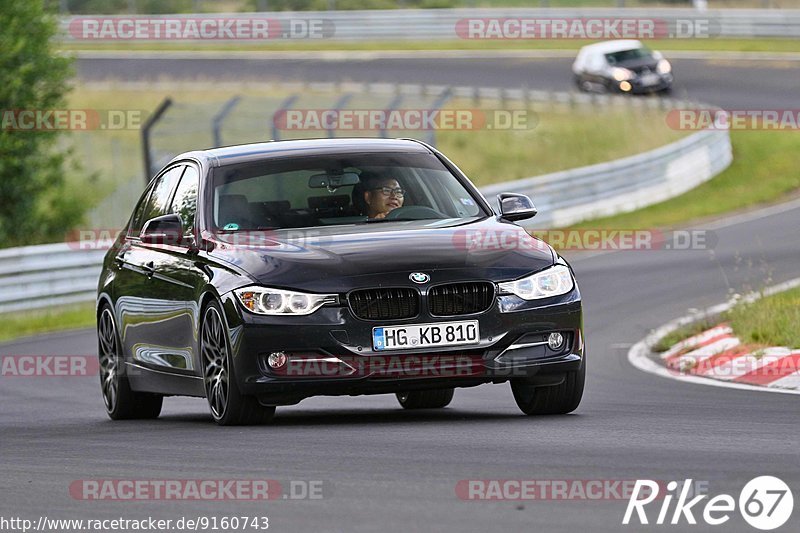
0, 0, 83, 247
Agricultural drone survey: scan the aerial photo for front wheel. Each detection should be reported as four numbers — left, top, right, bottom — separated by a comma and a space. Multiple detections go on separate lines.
201, 301, 275, 426
97, 306, 162, 420
396, 389, 454, 409
510, 363, 585, 415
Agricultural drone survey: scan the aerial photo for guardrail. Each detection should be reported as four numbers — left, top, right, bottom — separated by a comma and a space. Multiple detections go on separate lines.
60, 8, 800, 40
483, 127, 732, 228
0, 243, 105, 314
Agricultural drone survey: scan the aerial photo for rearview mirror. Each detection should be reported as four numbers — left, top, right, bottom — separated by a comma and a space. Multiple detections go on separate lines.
140, 213, 184, 246
308, 172, 360, 190
497, 193, 537, 222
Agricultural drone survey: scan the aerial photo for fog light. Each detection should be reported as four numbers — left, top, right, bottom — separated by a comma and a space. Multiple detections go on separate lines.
619, 81, 632, 92
267, 351, 288, 369
548, 332, 564, 350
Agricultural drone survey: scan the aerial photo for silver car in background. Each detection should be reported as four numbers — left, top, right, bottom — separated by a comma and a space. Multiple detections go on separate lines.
573, 39, 673, 94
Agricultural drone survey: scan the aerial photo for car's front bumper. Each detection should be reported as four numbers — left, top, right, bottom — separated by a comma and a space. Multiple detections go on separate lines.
220, 289, 584, 405
618, 73, 673, 93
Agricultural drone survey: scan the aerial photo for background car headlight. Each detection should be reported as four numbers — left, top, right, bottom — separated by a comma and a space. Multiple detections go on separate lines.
498, 265, 574, 300
611, 67, 633, 81
656, 59, 672, 75
234, 286, 338, 315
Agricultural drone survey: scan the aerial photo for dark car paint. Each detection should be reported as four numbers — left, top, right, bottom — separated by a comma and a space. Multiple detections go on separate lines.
97, 139, 583, 405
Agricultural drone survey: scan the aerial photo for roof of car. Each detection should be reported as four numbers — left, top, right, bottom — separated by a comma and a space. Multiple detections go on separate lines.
171, 138, 434, 168
578, 39, 644, 55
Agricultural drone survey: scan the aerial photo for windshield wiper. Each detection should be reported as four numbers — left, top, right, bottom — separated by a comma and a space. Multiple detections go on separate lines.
363, 217, 423, 223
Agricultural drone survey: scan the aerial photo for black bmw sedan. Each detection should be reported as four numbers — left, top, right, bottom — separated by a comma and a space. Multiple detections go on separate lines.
97, 138, 584, 425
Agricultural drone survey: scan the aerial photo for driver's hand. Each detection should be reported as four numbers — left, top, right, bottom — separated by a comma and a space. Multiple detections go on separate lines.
373, 212, 388, 219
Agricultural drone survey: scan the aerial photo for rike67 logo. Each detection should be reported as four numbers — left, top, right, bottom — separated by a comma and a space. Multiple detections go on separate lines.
623, 477, 794, 530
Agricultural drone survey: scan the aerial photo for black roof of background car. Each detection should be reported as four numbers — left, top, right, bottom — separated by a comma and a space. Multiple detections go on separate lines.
170, 138, 435, 168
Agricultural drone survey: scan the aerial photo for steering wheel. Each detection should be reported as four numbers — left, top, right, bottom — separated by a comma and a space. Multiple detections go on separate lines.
385, 205, 446, 220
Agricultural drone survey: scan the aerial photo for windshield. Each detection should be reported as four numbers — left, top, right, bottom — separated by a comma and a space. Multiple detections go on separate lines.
210, 152, 486, 230
604, 47, 653, 65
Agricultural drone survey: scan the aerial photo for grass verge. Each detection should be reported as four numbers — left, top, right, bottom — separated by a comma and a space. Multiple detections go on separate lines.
0, 303, 96, 344
728, 287, 800, 348
569, 130, 800, 231
653, 286, 800, 353
651, 318, 720, 353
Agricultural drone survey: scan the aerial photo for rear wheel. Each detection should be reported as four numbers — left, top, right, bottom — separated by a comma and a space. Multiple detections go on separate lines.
201, 301, 275, 426
396, 389, 454, 409
511, 363, 585, 415
97, 306, 162, 420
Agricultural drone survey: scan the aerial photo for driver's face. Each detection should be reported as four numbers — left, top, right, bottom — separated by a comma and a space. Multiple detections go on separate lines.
364, 179, 404, 219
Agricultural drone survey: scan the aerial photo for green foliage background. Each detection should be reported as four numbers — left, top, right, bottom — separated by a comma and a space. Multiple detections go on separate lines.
0, 0, 83, 247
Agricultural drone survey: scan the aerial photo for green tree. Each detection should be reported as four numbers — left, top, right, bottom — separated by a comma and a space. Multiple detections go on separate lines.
0, 0, 82, 248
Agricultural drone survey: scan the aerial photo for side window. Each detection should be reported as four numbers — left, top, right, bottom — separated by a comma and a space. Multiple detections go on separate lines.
129, 185, 154, 235
170, 165, 199, 236
136, 166, 185, 233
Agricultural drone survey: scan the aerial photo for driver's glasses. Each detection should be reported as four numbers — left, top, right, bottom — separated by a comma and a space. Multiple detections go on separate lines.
373, 187, 405, 198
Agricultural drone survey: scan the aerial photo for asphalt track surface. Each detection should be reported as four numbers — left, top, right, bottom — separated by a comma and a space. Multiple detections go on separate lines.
74, 53, 800, 108
1, 53, 798, 532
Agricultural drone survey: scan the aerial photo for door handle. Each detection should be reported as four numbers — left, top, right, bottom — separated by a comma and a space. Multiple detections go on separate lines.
143, 261, 155, 277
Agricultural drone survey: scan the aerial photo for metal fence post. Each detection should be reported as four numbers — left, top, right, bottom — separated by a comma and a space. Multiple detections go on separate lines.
141, 97, 172, 184
211, 96, 241, 148
427, 88, 453, 147
328, 93, 354, 139
380, 93, 404, 139
271, 94, 301, 141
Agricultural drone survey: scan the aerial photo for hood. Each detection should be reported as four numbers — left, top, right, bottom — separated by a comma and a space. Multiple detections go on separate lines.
207, 217, 555, 293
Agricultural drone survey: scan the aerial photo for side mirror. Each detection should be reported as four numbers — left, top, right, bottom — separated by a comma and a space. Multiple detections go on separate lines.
497, 193, 537, 222
140, 213, 184, 246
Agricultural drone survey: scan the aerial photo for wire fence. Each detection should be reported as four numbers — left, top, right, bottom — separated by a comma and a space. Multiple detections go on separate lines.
79, 81, 713, 231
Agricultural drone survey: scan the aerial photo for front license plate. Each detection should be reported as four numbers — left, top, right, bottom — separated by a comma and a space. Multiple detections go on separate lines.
372, 321, 480, 351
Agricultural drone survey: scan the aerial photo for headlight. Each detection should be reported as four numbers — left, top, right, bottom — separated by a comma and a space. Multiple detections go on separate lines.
656, 59, 671, 74
234, 286, 338, 316
611, 67, 633, 81
498, 264, 574, 300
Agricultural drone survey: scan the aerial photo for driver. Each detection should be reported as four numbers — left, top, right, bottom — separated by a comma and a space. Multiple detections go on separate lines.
355, 173, 405, 219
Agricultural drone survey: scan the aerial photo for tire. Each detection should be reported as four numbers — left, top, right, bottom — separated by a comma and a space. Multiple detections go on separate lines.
396, 389, 454, 409
97, 306, 163, 420
200, 300, 275, 426
510, 363, 585, 415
